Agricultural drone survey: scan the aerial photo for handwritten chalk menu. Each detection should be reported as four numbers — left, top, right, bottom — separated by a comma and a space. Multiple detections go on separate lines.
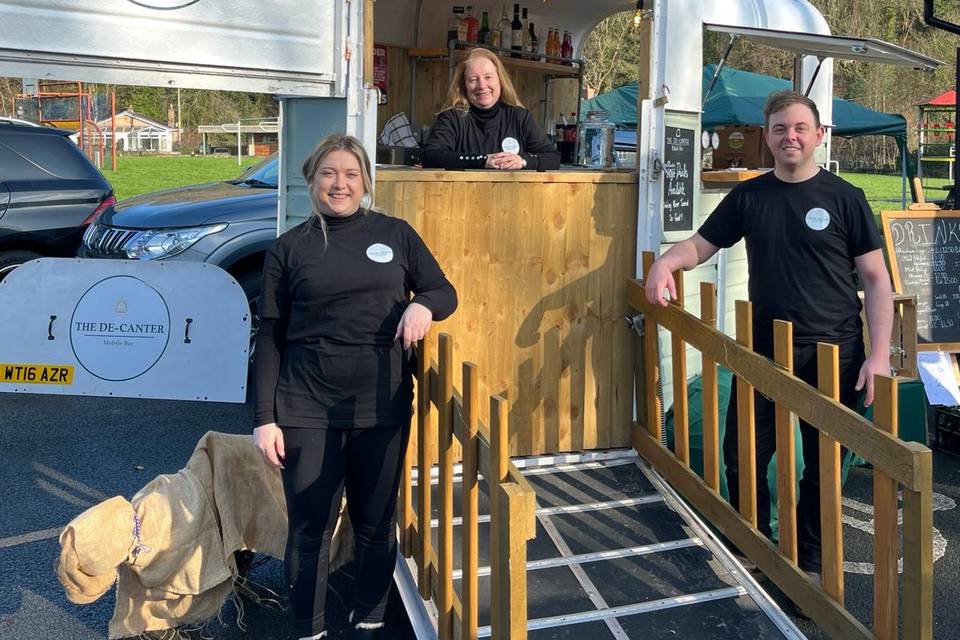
663, 127, 695, 232
881, 210, 960, 349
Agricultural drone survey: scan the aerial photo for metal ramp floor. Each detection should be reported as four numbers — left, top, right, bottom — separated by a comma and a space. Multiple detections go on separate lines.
397, 448, 805, 640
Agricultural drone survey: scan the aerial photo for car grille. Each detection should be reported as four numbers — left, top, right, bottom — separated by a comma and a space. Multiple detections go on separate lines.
83, 223, 140, 257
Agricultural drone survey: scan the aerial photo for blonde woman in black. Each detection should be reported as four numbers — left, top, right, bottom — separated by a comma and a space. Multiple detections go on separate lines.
253, 134, 457, 640
423, 47, 560, 170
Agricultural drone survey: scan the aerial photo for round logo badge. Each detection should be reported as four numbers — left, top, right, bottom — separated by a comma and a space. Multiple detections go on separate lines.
127, 0, 200, 8
501, 137, 520, 154
366, 243, 394, 263
805, 207, 831, 231
69, 276, 171, 381
701, 131, 711, 150
728, 131, 745, 150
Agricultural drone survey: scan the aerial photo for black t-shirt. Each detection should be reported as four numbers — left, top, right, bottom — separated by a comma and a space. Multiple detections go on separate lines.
422, 101, 560, 170
697, 169, 882, 350
254, 210, 457, 429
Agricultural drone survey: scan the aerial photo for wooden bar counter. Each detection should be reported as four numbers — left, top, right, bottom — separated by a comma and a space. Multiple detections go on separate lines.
377, 168, 638, 456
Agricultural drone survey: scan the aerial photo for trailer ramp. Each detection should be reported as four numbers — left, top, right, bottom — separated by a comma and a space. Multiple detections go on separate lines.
398, 448, 805, 640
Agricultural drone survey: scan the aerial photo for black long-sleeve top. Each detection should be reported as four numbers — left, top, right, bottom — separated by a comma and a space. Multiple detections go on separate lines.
253, 210, 457, 429
422, 101, 561, 170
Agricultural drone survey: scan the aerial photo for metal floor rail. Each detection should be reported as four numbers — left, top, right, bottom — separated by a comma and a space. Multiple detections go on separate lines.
395, 448, 805, 640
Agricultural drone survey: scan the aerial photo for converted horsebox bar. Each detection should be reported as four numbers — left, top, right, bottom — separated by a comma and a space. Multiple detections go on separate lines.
0, 0, 938, 637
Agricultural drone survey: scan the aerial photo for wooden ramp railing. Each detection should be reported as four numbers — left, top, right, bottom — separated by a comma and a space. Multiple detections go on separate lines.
399, 333, 538, 640
629, 253, 933, 640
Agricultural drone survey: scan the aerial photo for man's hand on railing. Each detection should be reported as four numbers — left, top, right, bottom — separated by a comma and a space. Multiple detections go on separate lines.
644, 260, 676, 307
855, 354, 890, 407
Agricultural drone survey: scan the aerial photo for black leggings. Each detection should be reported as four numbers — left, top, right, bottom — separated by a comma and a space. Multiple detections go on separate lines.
280, 424, 409, 637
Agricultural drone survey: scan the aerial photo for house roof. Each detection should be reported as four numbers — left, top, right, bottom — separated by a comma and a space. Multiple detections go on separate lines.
94, 109, 174, 131
924, 90, 956, 107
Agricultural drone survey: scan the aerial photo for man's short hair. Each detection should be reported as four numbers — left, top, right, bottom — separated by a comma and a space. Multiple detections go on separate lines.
764, 90, 822, 128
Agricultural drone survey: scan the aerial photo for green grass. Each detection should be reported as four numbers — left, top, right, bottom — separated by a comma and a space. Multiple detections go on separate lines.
100, 155, 261, 201
100, 159, 949, 221
843, 171, 951, 217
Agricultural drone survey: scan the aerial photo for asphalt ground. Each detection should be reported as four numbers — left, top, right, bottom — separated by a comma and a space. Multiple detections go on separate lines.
0, 392, 415, 640
2, 390, 959, 639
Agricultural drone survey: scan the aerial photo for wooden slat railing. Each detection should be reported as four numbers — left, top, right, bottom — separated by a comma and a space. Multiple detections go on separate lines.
629, 252, 932, 640
400, 332, 537, 640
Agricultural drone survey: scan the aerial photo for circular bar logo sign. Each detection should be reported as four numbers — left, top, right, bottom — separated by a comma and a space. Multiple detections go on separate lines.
126, 0, 201, 9
70, 276, 171, 381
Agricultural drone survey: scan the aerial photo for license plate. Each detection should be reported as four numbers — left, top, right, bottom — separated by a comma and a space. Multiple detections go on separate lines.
0, 363, 74, 385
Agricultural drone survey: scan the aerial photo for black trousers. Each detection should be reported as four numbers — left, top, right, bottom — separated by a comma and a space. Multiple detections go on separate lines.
723, 339, 864, 572
280, 424, 410, 637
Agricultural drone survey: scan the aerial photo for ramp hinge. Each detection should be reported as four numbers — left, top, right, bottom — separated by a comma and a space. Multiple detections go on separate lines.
625, 313, 645, 336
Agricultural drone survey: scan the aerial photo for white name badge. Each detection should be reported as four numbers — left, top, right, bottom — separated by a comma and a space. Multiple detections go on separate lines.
805, 208, 831, 231
501, 137, 520, 154
366, 243, 394, 263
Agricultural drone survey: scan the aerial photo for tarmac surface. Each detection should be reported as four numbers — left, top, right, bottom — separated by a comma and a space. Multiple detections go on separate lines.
1, 390, 958, 639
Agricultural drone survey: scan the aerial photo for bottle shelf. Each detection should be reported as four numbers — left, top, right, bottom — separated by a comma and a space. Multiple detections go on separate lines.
409, 42, 582, 78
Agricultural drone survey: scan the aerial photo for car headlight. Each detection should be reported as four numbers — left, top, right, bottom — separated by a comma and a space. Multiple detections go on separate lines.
125, 223, 228, 260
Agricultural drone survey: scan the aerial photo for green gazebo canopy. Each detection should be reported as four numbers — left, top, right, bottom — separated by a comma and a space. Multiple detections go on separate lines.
581, 64, 907, 142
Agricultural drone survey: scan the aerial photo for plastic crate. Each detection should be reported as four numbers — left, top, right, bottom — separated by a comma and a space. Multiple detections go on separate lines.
935, 406, 960, 457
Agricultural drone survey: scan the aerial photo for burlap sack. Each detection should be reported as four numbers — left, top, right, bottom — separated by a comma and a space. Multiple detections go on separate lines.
55, 431, 354, 639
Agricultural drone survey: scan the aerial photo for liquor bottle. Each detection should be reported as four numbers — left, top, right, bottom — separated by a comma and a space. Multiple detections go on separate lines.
521, 8, 530, 55
447, 6, 461, 44
548, 28, 558, 59
497, 4, 511, 54
529, 22, 539, 58
457, 7, 468, 42
511, 4, 523, 58
561, 30, 573, 63
464, 5, 479, 43
479, 11, 491, 46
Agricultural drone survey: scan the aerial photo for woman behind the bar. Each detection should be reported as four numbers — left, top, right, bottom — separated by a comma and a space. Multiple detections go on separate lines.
422, 47, 560, 170
252, 134, 457, 640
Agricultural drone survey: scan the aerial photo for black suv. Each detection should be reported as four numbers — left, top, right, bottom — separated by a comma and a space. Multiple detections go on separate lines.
0, 122, 115, 280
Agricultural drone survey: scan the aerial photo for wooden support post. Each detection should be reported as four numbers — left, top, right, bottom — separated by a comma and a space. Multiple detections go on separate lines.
494, 483, 531, 640
700, 282, 720, 491
817, 343, 844, 604
773, 320, 797, 564
903, 448, 934, 640
462, 363, 480, 640
489, 395, 509, 636
902, 300, 918, 379
363, 0, 374, 85
671, 270, 689, 465
642, 252, 662, 441
416, 335, 434, 599
872, 375, 899, 640
735, 300, 757, 527
437, 335, 455, 640
401, 415, 414, 558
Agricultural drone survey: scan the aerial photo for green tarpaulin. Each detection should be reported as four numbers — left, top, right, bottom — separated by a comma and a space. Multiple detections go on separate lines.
582, 64, 907, 142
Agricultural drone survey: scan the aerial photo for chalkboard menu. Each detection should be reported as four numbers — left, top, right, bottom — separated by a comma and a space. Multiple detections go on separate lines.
663, 127, 695, 232
881, 210, 960, 348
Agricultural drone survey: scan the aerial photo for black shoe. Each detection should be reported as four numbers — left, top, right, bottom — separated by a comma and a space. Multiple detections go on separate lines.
353, 626, 381, 640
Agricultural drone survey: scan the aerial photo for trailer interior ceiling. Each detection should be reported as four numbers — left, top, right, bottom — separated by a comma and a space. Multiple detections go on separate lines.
374, 0, 639, 50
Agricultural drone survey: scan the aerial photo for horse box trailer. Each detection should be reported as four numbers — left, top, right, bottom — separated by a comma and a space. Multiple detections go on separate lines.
0, 1, 940, 637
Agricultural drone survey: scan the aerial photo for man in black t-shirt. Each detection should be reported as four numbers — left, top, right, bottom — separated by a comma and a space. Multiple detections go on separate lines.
645, 91, 893, 576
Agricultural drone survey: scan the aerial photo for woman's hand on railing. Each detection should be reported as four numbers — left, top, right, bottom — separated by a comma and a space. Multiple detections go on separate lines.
396, 302, 433, 349
253, 422, 285, 468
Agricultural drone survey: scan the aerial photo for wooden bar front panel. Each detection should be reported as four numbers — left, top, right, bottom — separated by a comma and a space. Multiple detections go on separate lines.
378, 169, 638, 456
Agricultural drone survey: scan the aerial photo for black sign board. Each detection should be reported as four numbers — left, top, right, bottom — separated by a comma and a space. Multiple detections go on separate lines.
663, 127, 695, 232
881, 210, 960, 349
